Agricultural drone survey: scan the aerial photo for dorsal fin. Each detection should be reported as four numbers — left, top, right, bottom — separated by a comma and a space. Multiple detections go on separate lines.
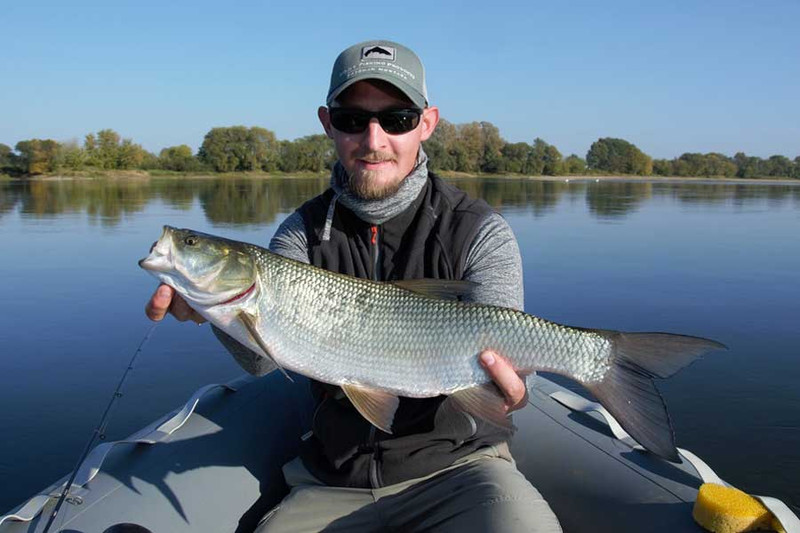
393, 279, 478, 300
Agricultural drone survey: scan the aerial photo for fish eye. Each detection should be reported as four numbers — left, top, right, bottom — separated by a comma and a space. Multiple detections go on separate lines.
184, 235, 198, 246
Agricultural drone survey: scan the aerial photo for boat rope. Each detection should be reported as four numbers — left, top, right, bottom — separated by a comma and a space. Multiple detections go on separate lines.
40, 323, 159, 533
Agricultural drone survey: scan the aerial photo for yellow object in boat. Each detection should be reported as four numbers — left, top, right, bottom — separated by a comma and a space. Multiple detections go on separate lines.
693, 483, 784, 533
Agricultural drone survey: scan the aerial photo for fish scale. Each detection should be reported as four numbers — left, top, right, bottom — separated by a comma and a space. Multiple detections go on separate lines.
140, 226, 726, 461
252, 246, 613, 395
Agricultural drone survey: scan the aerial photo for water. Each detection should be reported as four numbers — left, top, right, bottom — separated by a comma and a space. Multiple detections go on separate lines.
1, 177, 798, 515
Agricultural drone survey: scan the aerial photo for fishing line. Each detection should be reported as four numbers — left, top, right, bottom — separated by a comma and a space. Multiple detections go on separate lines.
41, 323, 159, 533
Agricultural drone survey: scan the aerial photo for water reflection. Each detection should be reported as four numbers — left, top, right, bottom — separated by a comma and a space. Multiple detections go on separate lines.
586, 182, 652, 218
0, 182, 20, 217
449, 178, 567, 216
198, 178, 329, 226
1, 177, 798, 226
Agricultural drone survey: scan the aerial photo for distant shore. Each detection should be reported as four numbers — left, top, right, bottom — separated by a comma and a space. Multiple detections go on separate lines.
5, 169, 800, 186
438, 171, 800, 185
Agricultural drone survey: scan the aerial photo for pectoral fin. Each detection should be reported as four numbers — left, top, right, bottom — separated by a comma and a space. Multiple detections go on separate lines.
341, 384, 400, 434
448, 383, 513, 430
237, 311, 294, 382
212, 324, 276, 377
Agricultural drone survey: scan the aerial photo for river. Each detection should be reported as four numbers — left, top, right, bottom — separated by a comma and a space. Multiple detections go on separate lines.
1, 176, 798, 515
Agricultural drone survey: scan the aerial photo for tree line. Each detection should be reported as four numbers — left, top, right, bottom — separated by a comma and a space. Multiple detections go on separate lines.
2, 121, 798, 179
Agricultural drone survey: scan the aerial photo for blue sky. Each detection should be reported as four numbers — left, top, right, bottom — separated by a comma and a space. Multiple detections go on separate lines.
1, 0, 798, 159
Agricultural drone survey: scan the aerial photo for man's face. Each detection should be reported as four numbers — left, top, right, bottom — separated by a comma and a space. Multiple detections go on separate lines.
318, 80, 439, 200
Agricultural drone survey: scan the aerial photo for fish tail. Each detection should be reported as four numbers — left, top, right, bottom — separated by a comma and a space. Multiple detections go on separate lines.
582, 331, 726, 462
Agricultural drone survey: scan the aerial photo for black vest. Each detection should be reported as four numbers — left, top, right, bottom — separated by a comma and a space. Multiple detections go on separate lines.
297, 173, 514, 488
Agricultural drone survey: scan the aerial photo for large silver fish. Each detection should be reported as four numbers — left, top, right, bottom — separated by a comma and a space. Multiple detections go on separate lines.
139, 225, 724, 461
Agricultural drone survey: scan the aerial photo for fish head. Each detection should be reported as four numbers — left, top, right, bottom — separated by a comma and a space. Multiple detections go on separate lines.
139, 226, 257, 307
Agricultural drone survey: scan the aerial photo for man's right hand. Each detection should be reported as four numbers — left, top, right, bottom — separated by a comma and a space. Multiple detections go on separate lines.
145, 284, 206, 324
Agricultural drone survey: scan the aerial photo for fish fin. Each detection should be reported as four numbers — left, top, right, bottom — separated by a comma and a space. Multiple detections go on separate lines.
448, 383, 513, 430
341, 384, 399, 434
392, 279, 478, 300
237, 311, 294, 383
583, 331, 726, 462
211, 324, 276, 377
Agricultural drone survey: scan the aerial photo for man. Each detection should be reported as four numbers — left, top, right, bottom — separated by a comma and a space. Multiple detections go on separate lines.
146, 40, 561, 532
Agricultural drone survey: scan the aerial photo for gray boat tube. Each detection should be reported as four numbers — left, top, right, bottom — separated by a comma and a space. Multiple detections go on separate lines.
2, 372, 797, 532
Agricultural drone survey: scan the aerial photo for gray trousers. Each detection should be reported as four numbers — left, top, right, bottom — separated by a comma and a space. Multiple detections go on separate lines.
256, 444, 562, 533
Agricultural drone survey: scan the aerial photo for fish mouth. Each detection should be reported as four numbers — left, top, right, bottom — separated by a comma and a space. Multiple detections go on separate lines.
139, 226, 174, 272
138, 256, 172, 272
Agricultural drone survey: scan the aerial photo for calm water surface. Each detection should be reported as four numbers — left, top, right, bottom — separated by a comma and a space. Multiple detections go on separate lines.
1, 177, 798, 514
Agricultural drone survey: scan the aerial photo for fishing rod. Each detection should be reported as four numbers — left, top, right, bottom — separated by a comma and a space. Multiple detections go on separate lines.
41, 323, 158, 533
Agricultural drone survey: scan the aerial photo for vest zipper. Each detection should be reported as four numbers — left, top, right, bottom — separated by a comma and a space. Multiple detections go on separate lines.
368, 224, 383, 488
370, 225, 381, 280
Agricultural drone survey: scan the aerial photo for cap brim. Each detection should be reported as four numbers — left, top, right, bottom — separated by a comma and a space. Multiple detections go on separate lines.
327, 73, 427, 109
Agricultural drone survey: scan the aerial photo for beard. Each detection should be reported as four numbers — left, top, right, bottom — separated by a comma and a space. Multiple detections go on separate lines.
347, 151, 403, 200
349, 169, 404, 200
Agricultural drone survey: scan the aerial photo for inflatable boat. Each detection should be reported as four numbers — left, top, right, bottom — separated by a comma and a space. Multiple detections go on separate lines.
2, 372, 797, 532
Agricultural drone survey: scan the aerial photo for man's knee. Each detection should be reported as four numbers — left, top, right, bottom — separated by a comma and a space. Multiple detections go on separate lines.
387, 457, 562, 532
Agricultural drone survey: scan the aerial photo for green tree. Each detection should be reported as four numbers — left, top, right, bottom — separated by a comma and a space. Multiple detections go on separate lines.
669, 152, 736, 177
247, 126, 279, 171
85, 129, 121, 169
652, 159, 672, 176
542, 144, 564, 176
733, 152, 760, 178
704, 153, 737, 177
479, 121, 504, 173
58, 140, 87, 170
526, 138, 550, 175
675, 153, 705, 176
199, 127, 237, 172
82, 129, 148, 170
424, 118, 458, 171
15, 139, 61, 174
564, 154, 586, 174
586, 137, 652, 175
278, 140, 300, 172
118, 138, 149, 169
0, 143, 12, 172
199, 126, 279, 172
500, 142, 531, 174
764, 155, 793, 177
455, 122, 483, 172
139, 150, 162, 170
159, 145, 198, 171
279, 136, 334, 173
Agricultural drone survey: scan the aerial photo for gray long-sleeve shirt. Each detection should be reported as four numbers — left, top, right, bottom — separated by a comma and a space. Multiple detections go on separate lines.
269, 156, 524, 312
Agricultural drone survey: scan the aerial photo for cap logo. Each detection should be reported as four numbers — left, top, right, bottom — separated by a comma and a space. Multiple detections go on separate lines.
362, 45, 395, 61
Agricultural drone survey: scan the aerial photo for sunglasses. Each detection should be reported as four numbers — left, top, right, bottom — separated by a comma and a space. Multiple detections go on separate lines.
328, 107, 422, 135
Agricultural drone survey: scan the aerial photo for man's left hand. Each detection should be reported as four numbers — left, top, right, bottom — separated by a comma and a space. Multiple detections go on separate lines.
479, 350, 528, 414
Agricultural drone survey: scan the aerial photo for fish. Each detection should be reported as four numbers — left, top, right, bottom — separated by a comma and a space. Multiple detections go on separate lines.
139, 225, 725, 462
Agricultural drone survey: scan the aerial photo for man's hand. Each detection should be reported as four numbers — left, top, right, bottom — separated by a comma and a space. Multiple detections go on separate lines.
145, 284, 206, 324
479, 350, 528, 414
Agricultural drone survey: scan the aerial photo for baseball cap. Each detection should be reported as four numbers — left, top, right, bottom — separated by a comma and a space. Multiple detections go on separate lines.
326, 40, 428, 109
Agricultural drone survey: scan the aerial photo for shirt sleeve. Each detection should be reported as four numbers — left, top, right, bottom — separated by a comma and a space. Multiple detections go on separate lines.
461, 212, 524, 311
268, 210, 311, 263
